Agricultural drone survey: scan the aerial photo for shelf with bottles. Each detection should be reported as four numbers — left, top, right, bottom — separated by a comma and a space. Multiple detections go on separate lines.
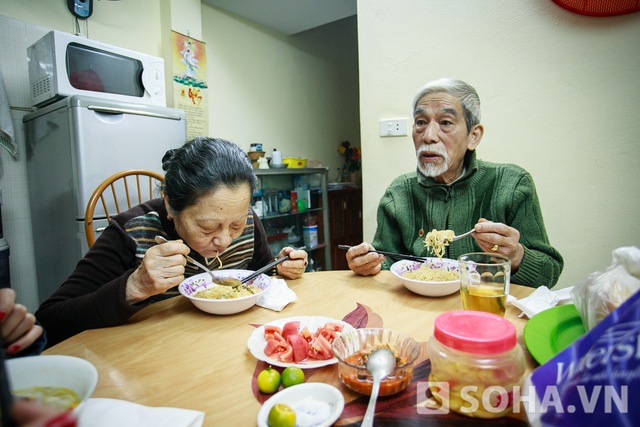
252, 168, 331, 271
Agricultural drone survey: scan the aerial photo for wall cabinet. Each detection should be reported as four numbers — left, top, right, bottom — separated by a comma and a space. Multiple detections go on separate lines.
253, 168, 331, 271
328, 186, 363, 270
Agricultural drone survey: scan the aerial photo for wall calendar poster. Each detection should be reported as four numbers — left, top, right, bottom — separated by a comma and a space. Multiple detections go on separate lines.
171, 31, 209, 139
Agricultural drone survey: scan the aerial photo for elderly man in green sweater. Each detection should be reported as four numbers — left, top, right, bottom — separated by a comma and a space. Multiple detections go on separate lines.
346, 78, 563, 288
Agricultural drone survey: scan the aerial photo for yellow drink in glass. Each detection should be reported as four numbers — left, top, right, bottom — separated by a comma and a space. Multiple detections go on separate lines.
458, 253, 510, 316
460, 285, 507, 316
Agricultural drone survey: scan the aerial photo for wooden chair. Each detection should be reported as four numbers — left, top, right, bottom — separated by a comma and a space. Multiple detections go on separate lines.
84, 169, 164, 247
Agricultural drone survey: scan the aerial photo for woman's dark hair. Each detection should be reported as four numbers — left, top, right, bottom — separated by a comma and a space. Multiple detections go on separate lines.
161, 137, 258, 214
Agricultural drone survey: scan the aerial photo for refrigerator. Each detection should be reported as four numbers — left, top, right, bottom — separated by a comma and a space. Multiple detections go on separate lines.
24, 95, 187, 302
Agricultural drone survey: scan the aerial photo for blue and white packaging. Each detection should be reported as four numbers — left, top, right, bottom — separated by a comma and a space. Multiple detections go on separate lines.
523, 289, 640, 426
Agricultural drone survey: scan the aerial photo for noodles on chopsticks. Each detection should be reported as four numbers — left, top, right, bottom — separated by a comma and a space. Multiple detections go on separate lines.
424, 229, 454, 258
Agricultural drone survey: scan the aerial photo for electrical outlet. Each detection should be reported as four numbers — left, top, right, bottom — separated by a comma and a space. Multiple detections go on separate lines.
379, 119, 408, 137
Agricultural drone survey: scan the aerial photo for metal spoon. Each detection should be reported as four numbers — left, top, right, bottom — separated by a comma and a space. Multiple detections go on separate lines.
154, 235, 229, 286
452, 228, 475, 241
362, 347, 396, 427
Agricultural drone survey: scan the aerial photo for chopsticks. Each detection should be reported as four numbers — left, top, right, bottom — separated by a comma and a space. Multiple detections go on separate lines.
337, 245, 428, 263
0, 338, 15, 427
155, 235, 218, 280
242, 246, 307, 283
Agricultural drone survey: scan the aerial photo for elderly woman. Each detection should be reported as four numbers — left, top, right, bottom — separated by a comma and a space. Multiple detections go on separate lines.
36, 137, 308, 347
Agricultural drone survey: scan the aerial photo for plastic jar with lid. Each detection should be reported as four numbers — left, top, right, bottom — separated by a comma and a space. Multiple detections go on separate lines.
428, 310, 526, 418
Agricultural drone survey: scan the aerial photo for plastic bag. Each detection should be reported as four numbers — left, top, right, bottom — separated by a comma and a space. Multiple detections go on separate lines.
571, 246, 640, 331
523, 286, 640, 426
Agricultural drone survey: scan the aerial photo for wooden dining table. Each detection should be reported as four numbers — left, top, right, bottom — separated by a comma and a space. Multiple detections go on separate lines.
44, 270, 537, 426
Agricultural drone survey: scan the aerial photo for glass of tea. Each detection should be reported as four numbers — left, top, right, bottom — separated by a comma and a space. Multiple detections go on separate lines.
458, 253, 511, 316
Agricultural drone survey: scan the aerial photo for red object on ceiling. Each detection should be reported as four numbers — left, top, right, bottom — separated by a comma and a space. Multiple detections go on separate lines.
552, 0, 640, 16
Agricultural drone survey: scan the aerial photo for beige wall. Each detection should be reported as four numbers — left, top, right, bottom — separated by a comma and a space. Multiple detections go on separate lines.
357, 0, 640, 288
201, 6, 359, 171
3, 0, 166, 56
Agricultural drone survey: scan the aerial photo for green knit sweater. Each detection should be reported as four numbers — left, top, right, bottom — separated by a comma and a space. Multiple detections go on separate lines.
371, 151, 563, 288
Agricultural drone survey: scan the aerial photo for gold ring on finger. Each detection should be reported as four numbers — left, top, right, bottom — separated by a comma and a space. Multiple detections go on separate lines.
491, 244, 499, 251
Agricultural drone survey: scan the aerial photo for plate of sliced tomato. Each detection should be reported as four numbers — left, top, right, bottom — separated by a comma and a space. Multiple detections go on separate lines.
247, 316, 356, 369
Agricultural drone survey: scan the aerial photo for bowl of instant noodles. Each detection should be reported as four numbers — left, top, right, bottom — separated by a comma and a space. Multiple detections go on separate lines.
391, 258, 460, 297
178, 270, 271, 315
7, 355, 98, 416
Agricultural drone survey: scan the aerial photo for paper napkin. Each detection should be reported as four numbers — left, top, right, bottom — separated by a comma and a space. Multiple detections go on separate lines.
78, 398, 204, 427
510, 286, 574, 319
256, 278, 297, 311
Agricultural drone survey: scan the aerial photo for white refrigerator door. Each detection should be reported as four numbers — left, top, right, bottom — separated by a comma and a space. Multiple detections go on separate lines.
70, 99, 186, 219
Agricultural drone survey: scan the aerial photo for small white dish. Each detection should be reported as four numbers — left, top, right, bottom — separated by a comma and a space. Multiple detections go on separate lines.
247, 316, 355, 369
391, 258, 460, 297
257, 383, 344, 427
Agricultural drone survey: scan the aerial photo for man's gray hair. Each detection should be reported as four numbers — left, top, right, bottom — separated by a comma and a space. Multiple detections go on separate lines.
412, 78, 481, 133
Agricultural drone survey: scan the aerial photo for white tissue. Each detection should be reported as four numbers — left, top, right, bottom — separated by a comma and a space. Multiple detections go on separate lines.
256, 278, 297, 311
510, 286, 574, 319
78, 398, 204, 427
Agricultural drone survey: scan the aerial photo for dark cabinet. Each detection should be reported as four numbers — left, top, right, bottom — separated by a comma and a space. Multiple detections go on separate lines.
328, 186, 363, 270
253, 168, 331, 271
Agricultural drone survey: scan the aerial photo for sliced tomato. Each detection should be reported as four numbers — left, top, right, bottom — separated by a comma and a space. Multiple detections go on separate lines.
270, 331, 286, 343
299, 327, 314, 344
264, 325, 283, 341
264, 338, 294, 363
287, 334, 310, 363
317, 327, 338, 344
281, 321, 300, 340
307, 334, 333, 360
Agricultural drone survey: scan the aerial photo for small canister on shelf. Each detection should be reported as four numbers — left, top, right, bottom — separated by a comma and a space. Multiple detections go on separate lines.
271, 149, 283, 165
428, 310, 526, 419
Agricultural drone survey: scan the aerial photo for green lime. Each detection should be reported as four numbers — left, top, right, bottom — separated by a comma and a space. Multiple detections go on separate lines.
267, 403, 296, 427
281, 366, 305, 388
257, 366, 281, 394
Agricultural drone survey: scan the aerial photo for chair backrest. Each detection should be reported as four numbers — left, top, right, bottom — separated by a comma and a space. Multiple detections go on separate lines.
84, 169, 164, 248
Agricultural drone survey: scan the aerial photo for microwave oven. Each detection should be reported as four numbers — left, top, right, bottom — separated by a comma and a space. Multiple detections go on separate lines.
27, 30, 166, 108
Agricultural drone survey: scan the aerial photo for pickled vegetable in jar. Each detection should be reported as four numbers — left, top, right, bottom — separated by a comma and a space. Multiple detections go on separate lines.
428, 310, 526, 419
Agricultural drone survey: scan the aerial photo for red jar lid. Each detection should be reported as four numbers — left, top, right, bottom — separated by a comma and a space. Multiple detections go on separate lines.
434, 311, 517, 354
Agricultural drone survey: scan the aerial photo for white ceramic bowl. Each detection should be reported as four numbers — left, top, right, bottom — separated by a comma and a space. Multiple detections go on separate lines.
391, 258, 460, 297
178, 270, 271, 315
7, 355, 98, 415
